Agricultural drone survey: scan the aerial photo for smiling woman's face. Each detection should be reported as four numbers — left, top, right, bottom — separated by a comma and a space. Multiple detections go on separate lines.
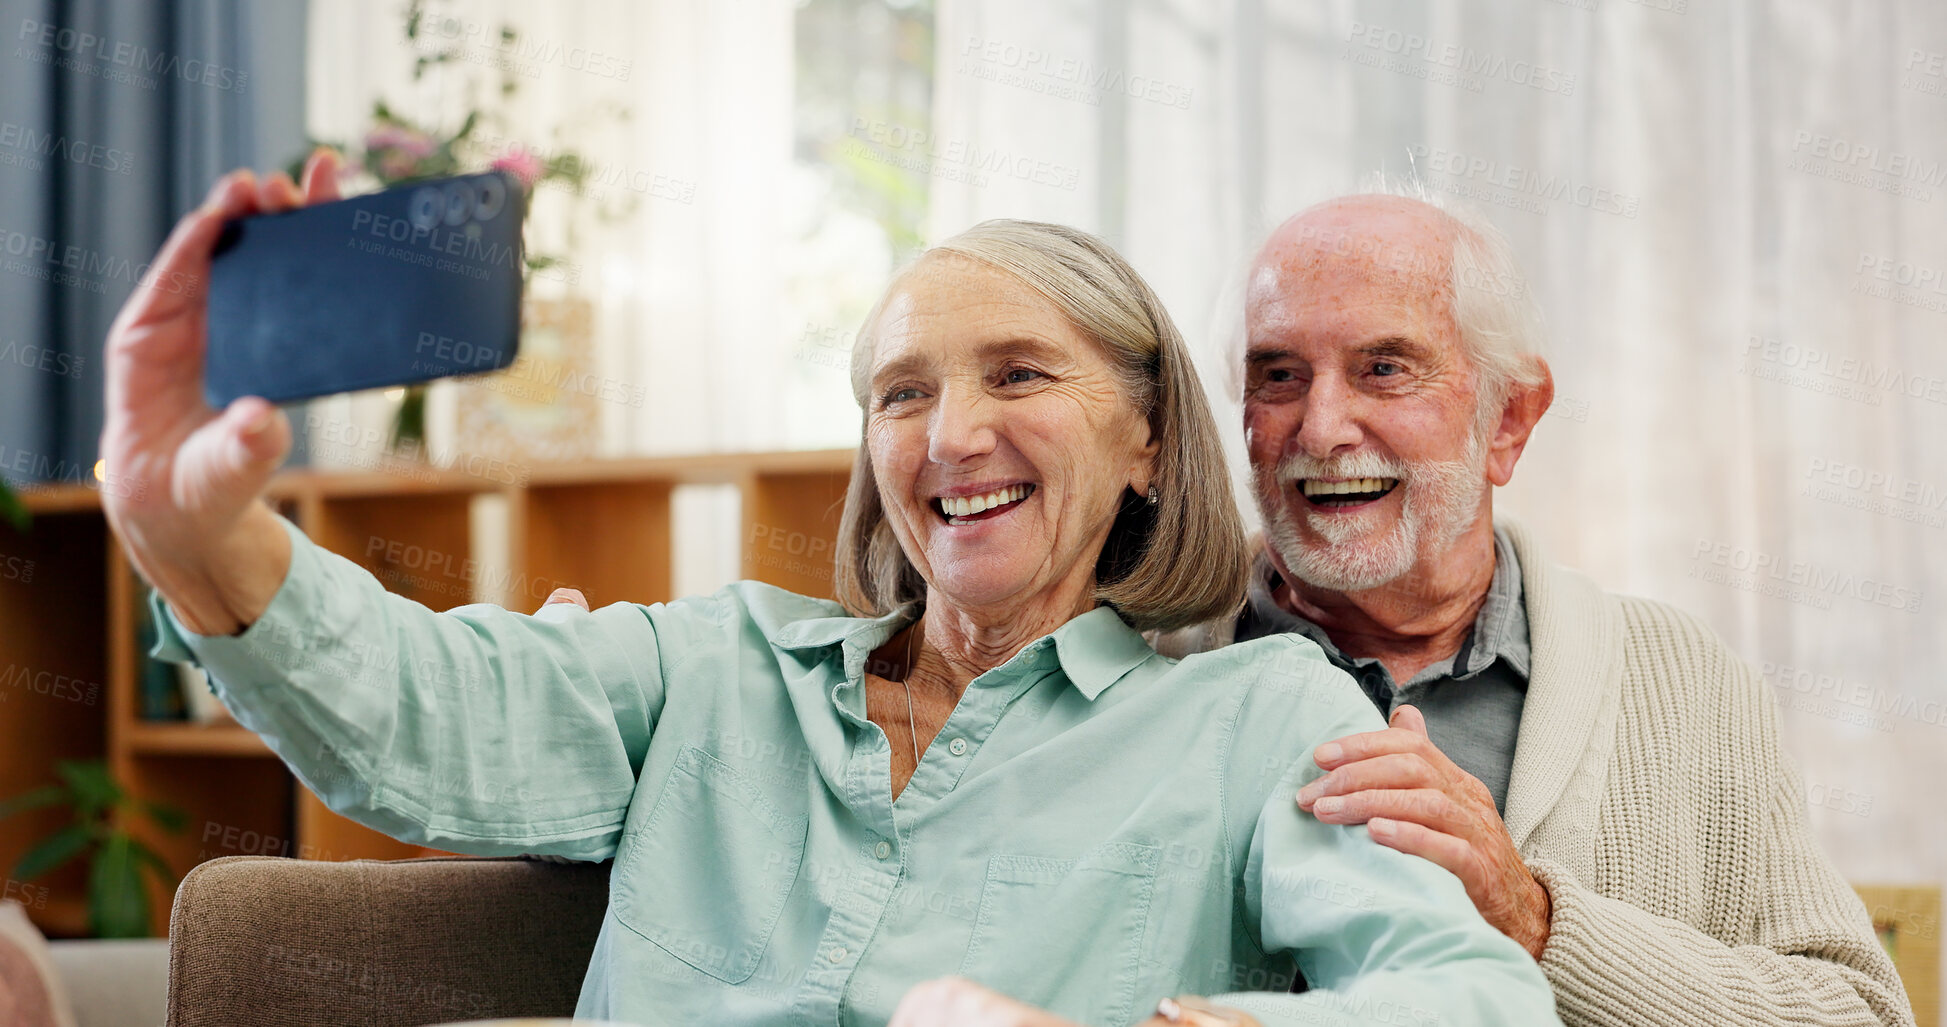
864, 255, 1159, 617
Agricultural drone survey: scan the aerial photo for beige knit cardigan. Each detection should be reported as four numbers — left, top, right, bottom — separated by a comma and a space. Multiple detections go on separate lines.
1155, 519, 1914, 1026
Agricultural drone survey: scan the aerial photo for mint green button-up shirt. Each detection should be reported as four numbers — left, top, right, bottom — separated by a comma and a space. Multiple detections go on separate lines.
151, 517, 1561, 1027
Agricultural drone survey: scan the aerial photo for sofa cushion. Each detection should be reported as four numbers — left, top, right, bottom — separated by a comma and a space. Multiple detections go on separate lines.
0, 899, 79, 1027
48, 939, 169, 1027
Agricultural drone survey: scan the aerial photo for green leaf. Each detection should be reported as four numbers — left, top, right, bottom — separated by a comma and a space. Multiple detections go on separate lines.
56, 761, 121, 820
89, 834, 149, 938
142, 800, 187, 835
131, 842, 176, 891
0, 784, 67, 822
0, 479, 28, 533
16, 823, 92, 880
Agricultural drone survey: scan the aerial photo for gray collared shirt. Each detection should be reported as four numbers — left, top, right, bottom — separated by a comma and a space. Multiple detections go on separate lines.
1235, 527, 1531, 813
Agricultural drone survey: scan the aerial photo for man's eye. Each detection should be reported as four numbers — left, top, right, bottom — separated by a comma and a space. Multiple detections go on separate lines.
882, 387, 924, 405
1267, 369, 1296, 382
1371, 362, 1402, 377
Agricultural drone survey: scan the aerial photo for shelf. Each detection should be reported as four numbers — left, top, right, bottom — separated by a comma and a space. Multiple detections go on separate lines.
742, 468, 853, 598
5, 450, 859, 937
519, 480, 673, 608
25, 894, 91, 941
123, 722, 272, 758
0, 508, 109, 935
12, 483, 110, 515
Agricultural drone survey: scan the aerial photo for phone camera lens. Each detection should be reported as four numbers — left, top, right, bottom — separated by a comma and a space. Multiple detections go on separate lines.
475, 176, 507, 221
442, 182, 473, 227
408, 188, 441, 232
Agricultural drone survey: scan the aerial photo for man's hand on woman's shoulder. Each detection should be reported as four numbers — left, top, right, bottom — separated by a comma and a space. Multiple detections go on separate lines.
1295, 704, 1553, 959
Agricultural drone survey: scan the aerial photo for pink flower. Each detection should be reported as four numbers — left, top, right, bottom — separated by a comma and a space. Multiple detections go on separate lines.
492, 145, 544, 187
364, 125, 407, 151
366, 124, 433, 154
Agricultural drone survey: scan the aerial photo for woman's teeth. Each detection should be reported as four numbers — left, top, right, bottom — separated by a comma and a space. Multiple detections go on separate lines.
938, 484, 1032, 521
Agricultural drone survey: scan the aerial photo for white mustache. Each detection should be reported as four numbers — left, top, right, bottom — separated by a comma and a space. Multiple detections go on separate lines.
1273, 451, 1410, 486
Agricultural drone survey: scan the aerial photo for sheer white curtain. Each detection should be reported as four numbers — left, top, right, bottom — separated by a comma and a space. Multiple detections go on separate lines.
305, 0, 1945, 925
308, 0, 820, 592
931, 0, 1947, 917
307, 0, 844, 460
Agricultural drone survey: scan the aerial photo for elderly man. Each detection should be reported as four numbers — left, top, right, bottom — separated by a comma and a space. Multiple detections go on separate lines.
1159, 193, 1914, 1026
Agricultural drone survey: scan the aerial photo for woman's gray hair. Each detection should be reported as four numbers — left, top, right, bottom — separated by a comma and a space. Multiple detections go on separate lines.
835, 219, 1248, 633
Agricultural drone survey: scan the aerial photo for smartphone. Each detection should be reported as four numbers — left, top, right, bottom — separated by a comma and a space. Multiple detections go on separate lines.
203, 170, 527, 408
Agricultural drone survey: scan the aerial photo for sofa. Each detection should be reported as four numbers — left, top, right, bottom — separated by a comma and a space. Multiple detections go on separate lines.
165, 856, 611, 1027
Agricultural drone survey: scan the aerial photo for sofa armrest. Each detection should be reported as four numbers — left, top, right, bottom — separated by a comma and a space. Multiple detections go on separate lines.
166, 855, 610, 1027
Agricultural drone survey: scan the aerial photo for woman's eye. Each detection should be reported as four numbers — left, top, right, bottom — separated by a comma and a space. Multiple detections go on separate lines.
1002, 367, 1043, 385
882, 386, 924, 406
1266, 368, 1297, 383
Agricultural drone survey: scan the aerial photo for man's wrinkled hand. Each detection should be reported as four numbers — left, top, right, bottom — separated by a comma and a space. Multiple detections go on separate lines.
538, 587, 589, 613
1295, 704, 1552, 959
890, 977, 1087, 1027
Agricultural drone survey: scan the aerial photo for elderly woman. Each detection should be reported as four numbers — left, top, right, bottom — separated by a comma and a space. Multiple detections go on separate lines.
102, 151, 1559, 1027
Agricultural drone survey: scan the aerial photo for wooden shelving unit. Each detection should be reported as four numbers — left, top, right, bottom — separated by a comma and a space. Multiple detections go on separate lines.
0, 450, 853, 937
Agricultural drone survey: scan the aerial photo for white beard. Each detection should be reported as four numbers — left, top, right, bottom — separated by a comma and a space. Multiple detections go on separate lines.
1255, 431, 1488, 592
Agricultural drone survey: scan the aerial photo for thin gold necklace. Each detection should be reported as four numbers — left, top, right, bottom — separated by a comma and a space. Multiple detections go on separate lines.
900, 622, 921, 770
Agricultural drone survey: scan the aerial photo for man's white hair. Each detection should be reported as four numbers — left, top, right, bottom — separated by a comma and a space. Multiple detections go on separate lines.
1222, 175, 1550, 431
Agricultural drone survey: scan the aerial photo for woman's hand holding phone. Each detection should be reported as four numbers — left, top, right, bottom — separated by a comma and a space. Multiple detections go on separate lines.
100, 150, 343, 637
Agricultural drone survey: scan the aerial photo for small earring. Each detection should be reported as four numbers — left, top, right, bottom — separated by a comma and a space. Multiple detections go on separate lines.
1146, 485, 1159, 506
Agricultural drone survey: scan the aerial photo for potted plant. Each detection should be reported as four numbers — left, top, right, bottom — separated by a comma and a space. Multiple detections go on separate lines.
0, 478, 26, 532
0, 760, 184, 937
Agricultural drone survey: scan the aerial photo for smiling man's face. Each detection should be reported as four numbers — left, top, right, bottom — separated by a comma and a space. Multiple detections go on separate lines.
1242, 198, 1492, 593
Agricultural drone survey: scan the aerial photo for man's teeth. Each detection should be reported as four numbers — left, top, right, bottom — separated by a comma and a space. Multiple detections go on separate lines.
1300, 477, 1398, 497
941, 484, 1030, 518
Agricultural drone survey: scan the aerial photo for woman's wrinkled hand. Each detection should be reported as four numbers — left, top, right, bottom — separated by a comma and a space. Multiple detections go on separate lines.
890, 977, 1087, 1027
99, 150, 343, 636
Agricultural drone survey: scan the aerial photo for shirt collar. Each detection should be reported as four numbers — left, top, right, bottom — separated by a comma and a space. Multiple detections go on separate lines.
1049, 607, 1158, 700
1473, 528, 1530, 678
772, 604, 1153, 701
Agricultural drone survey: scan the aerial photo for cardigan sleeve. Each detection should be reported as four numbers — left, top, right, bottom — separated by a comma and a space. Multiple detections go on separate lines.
1526, 653, 1914, 1027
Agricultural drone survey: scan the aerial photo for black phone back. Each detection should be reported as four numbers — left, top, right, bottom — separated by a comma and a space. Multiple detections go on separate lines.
204, 171, 526, 407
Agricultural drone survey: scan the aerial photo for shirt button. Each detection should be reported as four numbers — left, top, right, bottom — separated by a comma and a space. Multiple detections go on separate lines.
828, 946, 848, 964
874, 840, 892, 860
948, 737, 969, 756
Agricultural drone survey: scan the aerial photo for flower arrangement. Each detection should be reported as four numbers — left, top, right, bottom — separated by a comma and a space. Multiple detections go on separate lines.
299, 0, 629, 451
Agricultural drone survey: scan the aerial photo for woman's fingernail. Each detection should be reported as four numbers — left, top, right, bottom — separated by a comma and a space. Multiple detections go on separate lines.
1316, 742, 1342, 764
1315, 796, 1343, 814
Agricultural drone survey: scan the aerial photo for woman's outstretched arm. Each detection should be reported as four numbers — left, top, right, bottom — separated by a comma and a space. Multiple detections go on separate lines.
148, 515, 667, 860
101, 157, 336, 637
104, 155, 661, 859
